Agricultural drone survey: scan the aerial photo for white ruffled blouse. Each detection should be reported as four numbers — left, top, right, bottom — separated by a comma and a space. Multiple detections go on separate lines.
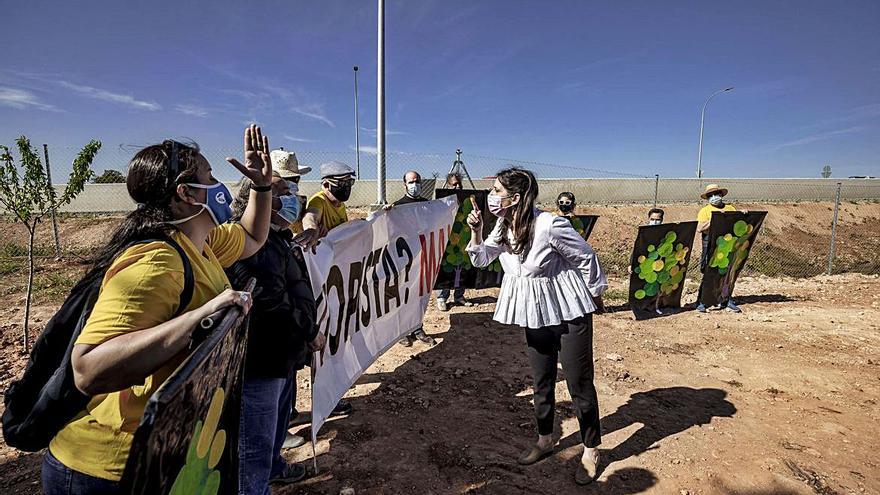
467, 211, 607, 329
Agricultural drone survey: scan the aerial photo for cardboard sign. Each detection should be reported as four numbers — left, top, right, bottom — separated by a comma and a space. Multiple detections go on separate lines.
432, 188, 503, 290
628, 222, 697, 319
698, 211, 767, 306
120, 286, 253, 495
568, 214, 599, 241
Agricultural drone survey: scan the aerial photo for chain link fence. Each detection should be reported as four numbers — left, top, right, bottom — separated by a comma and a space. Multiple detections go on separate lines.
2, 144, 879, 280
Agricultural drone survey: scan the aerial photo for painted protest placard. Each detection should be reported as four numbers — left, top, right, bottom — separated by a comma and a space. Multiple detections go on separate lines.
698, 211, 767, 307
120, 284, 253, 495
628, 222, 697, 319
432, 188, 503, 290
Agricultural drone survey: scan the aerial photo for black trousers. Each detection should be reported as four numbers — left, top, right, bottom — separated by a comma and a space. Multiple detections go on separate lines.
524, 315, 601, 448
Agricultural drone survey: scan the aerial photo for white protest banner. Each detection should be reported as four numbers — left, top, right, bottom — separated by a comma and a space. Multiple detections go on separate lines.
305, 196, 458, 447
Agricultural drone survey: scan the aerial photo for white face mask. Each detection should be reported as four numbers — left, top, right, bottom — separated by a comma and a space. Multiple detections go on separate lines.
406, 182, 421, 197
648, 219, 662, 226
708, 195, 723, 206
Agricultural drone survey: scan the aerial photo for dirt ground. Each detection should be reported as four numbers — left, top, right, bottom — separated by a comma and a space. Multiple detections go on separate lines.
0, 204, 878, 494
1, 273, 877, 494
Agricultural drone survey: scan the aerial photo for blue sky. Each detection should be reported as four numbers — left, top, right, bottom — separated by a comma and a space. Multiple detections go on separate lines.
1, 0, 879, 179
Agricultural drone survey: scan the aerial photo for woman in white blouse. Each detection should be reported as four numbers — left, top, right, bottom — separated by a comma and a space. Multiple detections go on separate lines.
466, 168, 607, 485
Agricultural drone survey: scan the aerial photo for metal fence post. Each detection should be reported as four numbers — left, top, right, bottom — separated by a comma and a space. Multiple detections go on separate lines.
653, 174, 659, 207
43, 144, 63, 258
826, 182, 842, 275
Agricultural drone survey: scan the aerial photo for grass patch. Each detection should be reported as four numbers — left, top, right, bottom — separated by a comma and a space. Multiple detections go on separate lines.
0, 242, 55, 258
0, 258, 23, 275
32, 271, 77, 302
602, 288, 629, 302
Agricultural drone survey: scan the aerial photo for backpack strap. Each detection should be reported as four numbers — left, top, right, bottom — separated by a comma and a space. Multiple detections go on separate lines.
128, 238, 194, 318
163, 238, 194, 318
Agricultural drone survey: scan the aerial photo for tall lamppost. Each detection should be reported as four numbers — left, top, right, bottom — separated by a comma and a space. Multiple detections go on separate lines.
353, 65, 360, 177
696, 86, 734, 178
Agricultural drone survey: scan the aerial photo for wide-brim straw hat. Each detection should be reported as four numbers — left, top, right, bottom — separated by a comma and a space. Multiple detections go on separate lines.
700, 183, 728, 199
270, 150, 312, 178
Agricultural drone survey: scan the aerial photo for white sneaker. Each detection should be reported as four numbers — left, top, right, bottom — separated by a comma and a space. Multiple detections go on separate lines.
282, 432, 306, 449
437, 298, 448, 311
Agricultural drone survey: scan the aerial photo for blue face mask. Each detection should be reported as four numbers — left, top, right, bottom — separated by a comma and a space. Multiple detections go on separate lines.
168, 182, 234, 226
708, 195, 724, 206
275, 193, 301, 223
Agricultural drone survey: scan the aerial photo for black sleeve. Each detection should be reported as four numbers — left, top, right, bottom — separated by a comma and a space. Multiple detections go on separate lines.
288, 254, 318, 341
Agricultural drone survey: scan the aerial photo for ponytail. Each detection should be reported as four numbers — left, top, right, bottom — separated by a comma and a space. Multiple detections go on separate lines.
496, 167, 538, 256
80, 140, 201, 284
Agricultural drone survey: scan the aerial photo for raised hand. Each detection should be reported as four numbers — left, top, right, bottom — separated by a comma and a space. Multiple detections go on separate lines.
226, 124, 272, 187
466, 195, 483, 230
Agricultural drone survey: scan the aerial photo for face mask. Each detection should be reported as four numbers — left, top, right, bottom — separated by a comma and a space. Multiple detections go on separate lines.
558, 203, 574, 213
274, 194, 301, 224
487, 194, 514, 218
648, 219, 662, 226
406, 182, 422, 197
287, 180, 299, 197
327, 179, 353, 202
708, 195, 723, 206
168, 182, 233, 226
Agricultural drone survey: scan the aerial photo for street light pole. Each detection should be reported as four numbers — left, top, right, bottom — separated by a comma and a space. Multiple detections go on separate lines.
696, 86, 734, 178
353, 65, 360, 177
376, 0, 386, 204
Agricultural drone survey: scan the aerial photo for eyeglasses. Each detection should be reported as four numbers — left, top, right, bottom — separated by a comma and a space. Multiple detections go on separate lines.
288, 176, 300, 184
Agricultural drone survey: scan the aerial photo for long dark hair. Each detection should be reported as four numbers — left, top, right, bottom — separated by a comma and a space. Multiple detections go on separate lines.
81, 140, 201, 284
496, 167, 538, 255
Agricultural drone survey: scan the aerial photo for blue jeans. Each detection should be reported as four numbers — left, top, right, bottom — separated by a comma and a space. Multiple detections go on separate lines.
238, 374, 297, 495
437, 287, 464, 300
42, 450, 120, 495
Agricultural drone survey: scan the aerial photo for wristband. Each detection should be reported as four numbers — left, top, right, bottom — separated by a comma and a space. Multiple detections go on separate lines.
251, 184, 272, 192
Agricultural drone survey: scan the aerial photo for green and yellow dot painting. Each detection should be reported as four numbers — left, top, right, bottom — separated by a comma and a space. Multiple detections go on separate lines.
436, 191, 502, 289
633, 230, 690, 301
628, 221, 698, 319
568, 215, 599, 242
169, 387, 226, 495
709, 220, 753, 275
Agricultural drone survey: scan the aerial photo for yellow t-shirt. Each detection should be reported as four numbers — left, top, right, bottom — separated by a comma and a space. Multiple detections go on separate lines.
697, 203, 736, 223
49, 223, 245, 481
307, 190, 348, 232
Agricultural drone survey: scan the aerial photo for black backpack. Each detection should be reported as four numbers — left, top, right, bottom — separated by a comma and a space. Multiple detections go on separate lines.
1, 238, 194, 452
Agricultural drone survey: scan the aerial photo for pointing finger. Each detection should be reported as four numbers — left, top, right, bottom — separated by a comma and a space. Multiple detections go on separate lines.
226, 157, 249, 176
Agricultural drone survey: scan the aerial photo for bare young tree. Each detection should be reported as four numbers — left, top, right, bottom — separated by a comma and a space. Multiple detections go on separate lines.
0, 137, 101, 350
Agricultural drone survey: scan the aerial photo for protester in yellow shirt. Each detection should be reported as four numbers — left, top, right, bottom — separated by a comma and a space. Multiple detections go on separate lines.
695, 183, 741, 313
42, 125, 274, 493
297, 160, 356, 249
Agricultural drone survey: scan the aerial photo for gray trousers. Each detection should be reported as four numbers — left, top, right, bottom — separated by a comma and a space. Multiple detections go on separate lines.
524, 315, 601, 448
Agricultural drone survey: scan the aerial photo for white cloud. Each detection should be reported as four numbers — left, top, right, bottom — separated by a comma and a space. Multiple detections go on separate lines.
773, 126, 866, 150
349, 145, 418, 157
359, 127, 407, 136
284, 134, 316, 143
59, 81, 160, 111
354, 145, 378, 154
0, 87, 59, 111
174, 104, 208, 117
293, 106, 335, 128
